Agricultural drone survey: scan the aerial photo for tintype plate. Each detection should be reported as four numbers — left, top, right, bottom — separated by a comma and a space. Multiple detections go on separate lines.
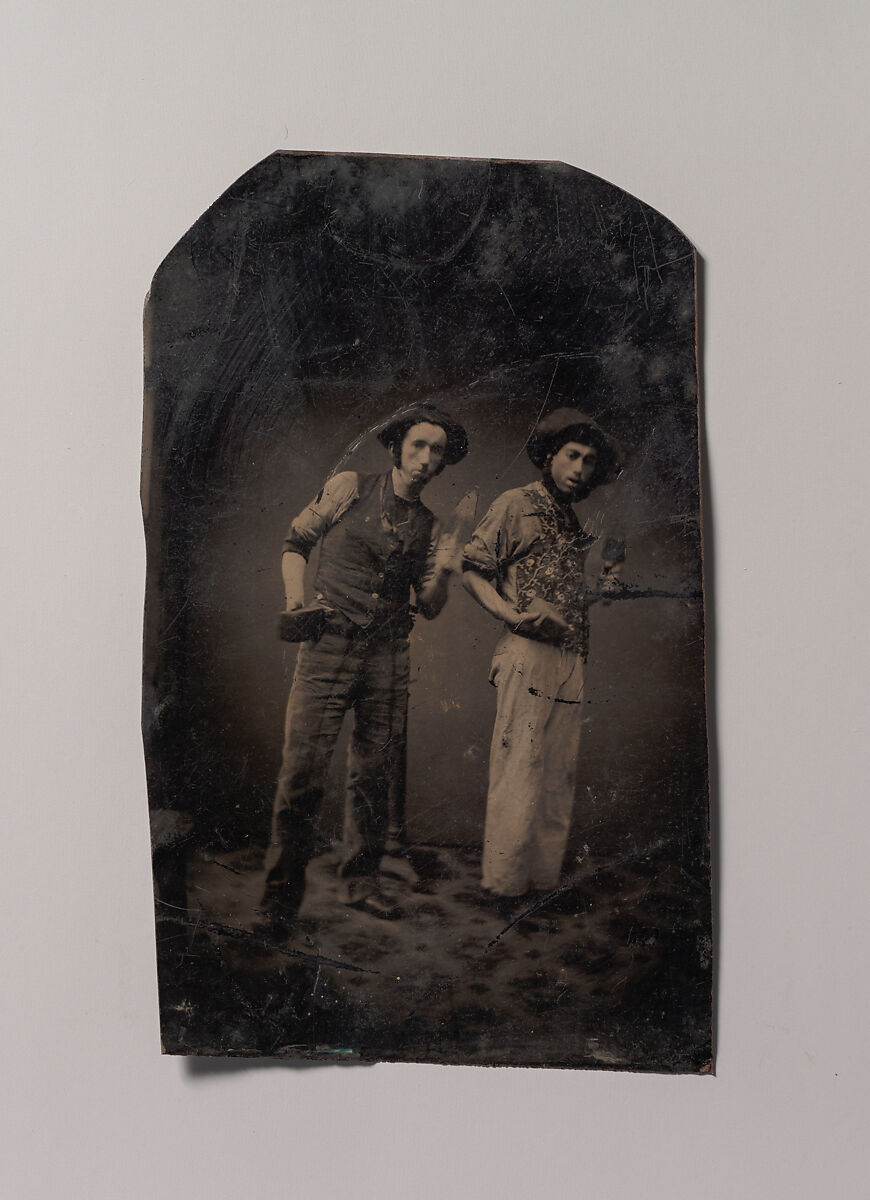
142, 151, 711, 1071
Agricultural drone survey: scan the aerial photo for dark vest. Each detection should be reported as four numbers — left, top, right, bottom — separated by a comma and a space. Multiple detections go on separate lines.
314, 473, 435, 631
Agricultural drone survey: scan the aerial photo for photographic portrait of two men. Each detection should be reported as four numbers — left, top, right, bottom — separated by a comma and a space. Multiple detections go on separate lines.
143, 151, 712, 1072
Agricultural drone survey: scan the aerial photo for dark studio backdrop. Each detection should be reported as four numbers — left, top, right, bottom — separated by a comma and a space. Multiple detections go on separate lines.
142, 151, 708, 877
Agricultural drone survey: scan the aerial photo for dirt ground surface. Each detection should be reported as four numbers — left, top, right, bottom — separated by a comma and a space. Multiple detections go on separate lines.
158, 839, 711, 1072
156, 840, 710, 1075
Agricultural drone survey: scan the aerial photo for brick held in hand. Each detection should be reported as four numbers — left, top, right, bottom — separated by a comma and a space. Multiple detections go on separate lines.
277, 605, 332, 643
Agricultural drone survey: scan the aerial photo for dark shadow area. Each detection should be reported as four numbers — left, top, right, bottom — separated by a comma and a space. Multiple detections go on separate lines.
159, 837, 710, 1073
695, 250, 718, 1071
184, 1055, 367, 1076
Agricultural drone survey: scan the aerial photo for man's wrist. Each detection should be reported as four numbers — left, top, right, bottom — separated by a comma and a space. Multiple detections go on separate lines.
433, 540, 459, 572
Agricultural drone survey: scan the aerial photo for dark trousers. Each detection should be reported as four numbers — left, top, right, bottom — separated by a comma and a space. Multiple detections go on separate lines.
262, 628, 410, 912
345, 682, 408, 851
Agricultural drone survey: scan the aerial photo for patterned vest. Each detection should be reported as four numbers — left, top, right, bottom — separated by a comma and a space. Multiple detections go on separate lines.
514, 484, 594, 657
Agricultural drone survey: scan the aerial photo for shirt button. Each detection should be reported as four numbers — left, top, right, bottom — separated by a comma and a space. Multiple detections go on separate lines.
372, 592, 379, 599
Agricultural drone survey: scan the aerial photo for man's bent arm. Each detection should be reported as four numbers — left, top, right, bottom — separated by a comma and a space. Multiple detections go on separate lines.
461, 566, 522, 625
415, 519, 460, 620
279, 471, 360, 613
281, 551, 307, 612
416, 559, 453, 620
416, 491, 481, 620
462, 566, 570, 640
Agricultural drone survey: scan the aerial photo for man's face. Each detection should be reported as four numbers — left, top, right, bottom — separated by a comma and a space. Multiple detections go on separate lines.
397, 422, 448, 490
549, 440, 598, 498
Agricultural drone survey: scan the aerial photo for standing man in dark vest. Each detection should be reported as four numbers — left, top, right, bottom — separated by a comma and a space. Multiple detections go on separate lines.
257, 403, 469, 934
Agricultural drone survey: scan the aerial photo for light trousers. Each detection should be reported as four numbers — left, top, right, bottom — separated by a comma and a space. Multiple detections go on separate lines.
482, 632, 584, 897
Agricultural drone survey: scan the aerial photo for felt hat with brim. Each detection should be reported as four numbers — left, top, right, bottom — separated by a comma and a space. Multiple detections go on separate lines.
526, 407, 624, 484
376, 402, 469, 465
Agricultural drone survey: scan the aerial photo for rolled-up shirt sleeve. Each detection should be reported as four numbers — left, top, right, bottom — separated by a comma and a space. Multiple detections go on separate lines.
462, 492, 526, 584
283, 471, 359, 560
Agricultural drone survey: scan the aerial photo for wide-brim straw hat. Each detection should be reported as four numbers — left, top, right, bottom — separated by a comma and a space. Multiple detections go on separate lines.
526, 407, 624, 484
376, 402, 469, 465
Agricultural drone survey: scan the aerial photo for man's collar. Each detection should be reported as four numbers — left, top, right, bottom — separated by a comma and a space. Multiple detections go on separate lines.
388, 467, 424, 505
538, 473, 577, 507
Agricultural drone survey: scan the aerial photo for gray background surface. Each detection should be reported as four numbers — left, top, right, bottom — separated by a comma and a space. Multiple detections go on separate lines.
3, 1, 868, 1197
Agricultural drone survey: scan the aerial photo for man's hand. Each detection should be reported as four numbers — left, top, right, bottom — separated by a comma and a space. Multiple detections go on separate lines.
433, 488, 479, 573
463, 569, 572, 643
591, 560, 625, 606
511, 599, 571, 644
432, 530, 461, 573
